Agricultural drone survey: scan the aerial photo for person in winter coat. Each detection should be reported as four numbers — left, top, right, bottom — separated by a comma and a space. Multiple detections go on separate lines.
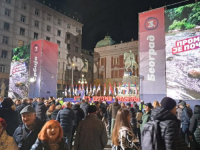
36, 97, 48, 124
31, 120, 68, 150
132, 102, 139, 112
16, 98, 28, 123
0, 98, 19, 136
189, 105, 200, 150
142, 97, 189, 150
136, 110, 142, 144
176, 102, 183, 121
107, 104, 112, 136
13, 106, 43, 150
0, 118, 18, 150
32, 98, 38, 109
111, 108, 135, 150
71, 103, 85, 147
126, 103, 137, 135
74, 105, 108, 150
110, 98, 121, 133
140, 103, 152, 131
51, 105, 62, 120
56, 101, 76, 150
179, 101, 193, 145
80, 99, 89, 118
46, 105, 56, 121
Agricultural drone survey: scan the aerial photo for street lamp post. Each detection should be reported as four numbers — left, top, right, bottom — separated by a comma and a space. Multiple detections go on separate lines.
71, 63, 75, 97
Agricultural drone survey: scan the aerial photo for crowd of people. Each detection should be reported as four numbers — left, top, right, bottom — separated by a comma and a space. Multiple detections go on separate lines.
0, 95, 199, 150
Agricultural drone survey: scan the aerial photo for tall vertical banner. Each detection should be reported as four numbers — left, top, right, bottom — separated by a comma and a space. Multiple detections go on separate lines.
139, 8, 166, 101
29, 40, 42, 98
40, 40, 58, 98
29, 40, 58, 98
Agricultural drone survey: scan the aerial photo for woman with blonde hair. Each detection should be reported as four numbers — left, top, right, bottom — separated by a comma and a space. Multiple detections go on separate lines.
111, 108, 136, 150
152, 101, 160, 108
31, 120, 68, 150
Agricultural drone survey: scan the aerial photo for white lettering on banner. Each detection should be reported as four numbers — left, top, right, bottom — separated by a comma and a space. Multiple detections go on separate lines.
147, 35, 157, 81
33, 57, 38, 80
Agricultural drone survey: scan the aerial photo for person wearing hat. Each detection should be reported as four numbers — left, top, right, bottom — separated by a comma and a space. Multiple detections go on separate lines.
179, 101, 193, 145
139, 100, 145, 112
142, 97, 189, 150
140, 102, 152, 131
74, 105, 108, 150
13, 105, 43, 150
0, 98, 19, 136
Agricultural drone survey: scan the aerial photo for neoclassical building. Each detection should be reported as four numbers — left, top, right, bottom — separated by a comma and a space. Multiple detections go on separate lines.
93, 35, 139, 95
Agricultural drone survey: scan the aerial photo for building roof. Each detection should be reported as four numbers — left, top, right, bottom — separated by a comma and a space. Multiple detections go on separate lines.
96, 36, 116, 48
36, 0, 83, 24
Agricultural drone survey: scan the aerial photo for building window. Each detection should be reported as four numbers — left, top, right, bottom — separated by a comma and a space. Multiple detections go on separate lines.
1, 50, 7, 58
5, 9, 11, 17
35, 9, 39, 16
21, 15, 26, 22
67, 24, 70, 29
57, 30, 61, 36
4, 22, 10, 30
34, 32, 38, 39
67, 44, 70, 50
6, 0, 11, 4
114, 57, 119, 65
76, 28, 79, 33
20, 28, 25, 36
75, 47, 78, 52
18, 40, 24, 47
115, 70, 118, 78
2, 36, 9, 44
46, 37, 50, 41
34, 20, 39, 27
21, 3, 26, 10
58, 19, 61, 25
67, 34, 70, 40
57, 40, 61, 47
76, 37, 78, 42
58, 51, 60, 58
58, 62, 60, 69
0, 65, 5, 73
101, 58, 104, 66
47, 26, 51, 32
47, 14, 51, 21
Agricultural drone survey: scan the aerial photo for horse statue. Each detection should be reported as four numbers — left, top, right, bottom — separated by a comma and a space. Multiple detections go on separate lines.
124, 50, 138, 74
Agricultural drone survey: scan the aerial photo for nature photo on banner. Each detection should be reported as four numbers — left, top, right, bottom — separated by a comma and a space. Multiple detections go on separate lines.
165, 2, 200, 100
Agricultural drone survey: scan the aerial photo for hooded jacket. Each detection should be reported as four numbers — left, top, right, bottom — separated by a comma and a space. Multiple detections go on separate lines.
150, 107, 189, 150
189, 105, 200, 148
72, 104, 85, 126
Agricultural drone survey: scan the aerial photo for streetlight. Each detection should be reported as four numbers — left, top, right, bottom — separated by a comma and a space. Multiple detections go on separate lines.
78, 74, 87, 88
71, 63, 75, 97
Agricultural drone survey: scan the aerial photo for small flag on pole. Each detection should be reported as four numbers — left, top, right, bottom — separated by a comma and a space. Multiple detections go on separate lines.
114, 83, 117, 95
90, 84, 92, 95
97, 83, 100, 94
72, 85, 75, 96
93, 85, 96, 96
104, 83, 106, 96
118, 82, 121, 94
75, 85, 78, 96
109, 83, 113, 95
86, 84, 88, 95
65, 85, 68, 96
68, 85, 71, 96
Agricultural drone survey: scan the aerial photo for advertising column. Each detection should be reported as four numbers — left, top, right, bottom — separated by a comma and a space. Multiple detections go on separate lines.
139, 8, 166, 101
29, 40, 42, 98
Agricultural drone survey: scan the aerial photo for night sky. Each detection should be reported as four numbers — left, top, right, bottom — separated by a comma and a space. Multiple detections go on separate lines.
53, 0, 195, 50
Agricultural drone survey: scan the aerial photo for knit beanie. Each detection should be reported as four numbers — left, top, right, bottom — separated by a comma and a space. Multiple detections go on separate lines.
161, 97, 176, 110
88, 105, 97, 113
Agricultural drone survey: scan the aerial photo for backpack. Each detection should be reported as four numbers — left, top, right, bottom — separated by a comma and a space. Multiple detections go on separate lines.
141, 119, 164, 150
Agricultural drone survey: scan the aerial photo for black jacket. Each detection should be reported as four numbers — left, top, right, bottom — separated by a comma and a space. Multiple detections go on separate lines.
16, 103, 27, 123
36, 102, 47, 122
0, 108, 19, 136
13, 118, 43, 150
150, 107, 189, 150
51, 109, 60, 120
72, 104, 85, 126
31, 138, 68, 150
56, 107, 76, 133
80, 102, 89, 118
189, 105, 200, 149
129, 107, 137, 128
